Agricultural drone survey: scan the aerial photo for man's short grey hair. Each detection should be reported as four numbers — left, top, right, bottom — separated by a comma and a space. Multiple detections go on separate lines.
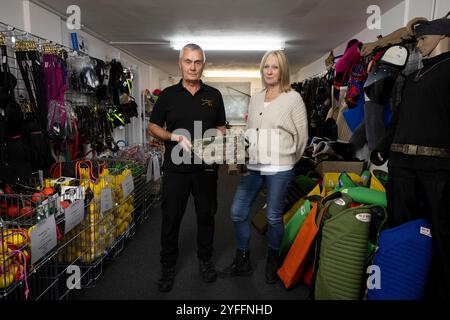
179, 43, 206, 63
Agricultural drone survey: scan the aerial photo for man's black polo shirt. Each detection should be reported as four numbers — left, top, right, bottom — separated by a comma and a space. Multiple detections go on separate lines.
150, 80, 226, 173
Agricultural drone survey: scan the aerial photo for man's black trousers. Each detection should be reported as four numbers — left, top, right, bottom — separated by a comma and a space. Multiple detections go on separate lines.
160, 169, 218, 266
387, 167, 450, 299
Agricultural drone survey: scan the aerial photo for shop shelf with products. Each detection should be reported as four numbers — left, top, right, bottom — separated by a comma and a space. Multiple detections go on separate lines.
101, 159, 141, 248
113, 145, 163, 222
0, 172, 94, 300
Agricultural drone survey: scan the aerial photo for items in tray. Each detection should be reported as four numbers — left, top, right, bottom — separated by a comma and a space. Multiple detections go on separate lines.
0, 228, 31, 292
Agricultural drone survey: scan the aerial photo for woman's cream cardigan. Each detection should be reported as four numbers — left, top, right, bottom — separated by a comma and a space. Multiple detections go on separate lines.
246, 89, 308, 166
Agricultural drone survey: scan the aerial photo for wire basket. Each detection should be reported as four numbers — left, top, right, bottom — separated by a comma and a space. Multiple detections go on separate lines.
107, 146, 163, 221
0, 173, 93, 300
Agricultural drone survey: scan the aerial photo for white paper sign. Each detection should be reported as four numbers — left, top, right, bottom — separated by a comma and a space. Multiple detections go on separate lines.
64, 200, 85, 235
100, 188, 113, 214
122, 174, 134, 199
50, 194, 63, 217
153, 157, 161, 181
146, 159, 153, 183
30, 214, 57, 265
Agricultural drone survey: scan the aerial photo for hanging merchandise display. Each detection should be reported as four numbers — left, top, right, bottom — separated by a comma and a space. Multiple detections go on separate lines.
334, 39, 363, 99
94, 58, 110, 102
117, 68, 138, 125
108, 59, 124, 107
67, 54, 100, 94
292, 68, 334, 139
0, 36, 33, 184
0, 23, 161, 301
0, 23, 148, 147
42, 45, 70, 142
333, 39, 368, 111
0, 33, 5, 172
15, 40, 54, 171
364, 45, 409, 105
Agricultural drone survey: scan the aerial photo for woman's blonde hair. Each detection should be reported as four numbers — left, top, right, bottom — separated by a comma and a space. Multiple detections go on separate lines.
259, 50, 291, 93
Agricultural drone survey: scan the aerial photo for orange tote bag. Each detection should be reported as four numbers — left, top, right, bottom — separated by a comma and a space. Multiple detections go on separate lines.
277, 202, 326, 289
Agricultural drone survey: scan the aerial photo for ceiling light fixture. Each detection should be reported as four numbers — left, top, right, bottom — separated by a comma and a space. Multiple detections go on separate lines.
170, 38, 284, 51
203, 70, 261, 78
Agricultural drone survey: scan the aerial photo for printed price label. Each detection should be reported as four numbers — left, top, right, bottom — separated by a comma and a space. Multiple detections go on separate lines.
64, 200, 85, 234
122, 174, 134, 198
100, 188, 113, 214
30, 215, 57, 265
61, 186, 85, 202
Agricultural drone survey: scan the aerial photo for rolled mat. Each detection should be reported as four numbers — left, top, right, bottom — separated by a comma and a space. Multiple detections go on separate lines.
323, 172, 362, 191
341, 187, 387, 208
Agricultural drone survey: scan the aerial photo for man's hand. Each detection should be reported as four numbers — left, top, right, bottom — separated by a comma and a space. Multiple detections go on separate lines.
216, 126, 227, 136
171, 134, 192, 152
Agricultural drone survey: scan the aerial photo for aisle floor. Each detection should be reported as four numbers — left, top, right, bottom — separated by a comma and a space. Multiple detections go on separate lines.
71, 166, 310, 300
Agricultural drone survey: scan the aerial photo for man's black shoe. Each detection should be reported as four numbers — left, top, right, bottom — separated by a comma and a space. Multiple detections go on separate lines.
158, 265, 175, 292
200, 260, 217, 283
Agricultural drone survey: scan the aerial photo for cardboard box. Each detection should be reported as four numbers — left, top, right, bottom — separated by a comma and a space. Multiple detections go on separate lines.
315, 161, 365, 177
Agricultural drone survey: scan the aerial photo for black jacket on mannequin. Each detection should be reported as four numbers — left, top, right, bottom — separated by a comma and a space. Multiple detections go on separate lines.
374, 51, 450, 170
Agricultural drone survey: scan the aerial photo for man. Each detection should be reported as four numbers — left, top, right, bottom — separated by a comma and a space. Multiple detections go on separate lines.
148, 44, 227, 292
371, 18, 450, 299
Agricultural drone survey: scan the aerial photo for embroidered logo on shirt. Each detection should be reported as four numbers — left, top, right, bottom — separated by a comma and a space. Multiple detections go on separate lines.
201, 99, 214, 108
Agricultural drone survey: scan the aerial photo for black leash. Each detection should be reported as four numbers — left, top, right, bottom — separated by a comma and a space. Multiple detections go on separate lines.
0, 43, 8, 166
15, 48, 53, 170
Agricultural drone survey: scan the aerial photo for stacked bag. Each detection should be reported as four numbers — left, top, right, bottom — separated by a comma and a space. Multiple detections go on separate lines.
276, 169, 433, 300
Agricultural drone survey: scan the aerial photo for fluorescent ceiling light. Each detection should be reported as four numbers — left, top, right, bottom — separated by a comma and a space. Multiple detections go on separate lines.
203, 70, 261, 78
170, 38, 284, 51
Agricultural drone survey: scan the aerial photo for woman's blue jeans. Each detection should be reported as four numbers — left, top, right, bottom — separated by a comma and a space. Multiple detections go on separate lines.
230, 169, 294, 251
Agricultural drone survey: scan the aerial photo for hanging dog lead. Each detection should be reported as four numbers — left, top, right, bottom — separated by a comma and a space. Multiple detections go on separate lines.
15, 40, 53, 171
0, 35, 33, 184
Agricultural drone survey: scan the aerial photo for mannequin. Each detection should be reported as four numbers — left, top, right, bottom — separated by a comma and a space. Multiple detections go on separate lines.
372, 18, 450, 299
423, 35, 450, 57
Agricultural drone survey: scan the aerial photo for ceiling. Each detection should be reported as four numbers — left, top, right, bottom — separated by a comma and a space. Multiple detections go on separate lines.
34, 0, 403, 76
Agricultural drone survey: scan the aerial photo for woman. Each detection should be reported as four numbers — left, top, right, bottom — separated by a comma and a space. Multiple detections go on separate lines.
220, 50, 308, 284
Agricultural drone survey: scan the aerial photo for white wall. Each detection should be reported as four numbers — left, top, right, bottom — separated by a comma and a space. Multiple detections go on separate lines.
151, 68, 173, 91
436, 0, 450, 17
294, 0, 449, 81
0, 0, 25, 30
29, 1, 62, 43
0, 0, 170, 145
405, 0, 435, 21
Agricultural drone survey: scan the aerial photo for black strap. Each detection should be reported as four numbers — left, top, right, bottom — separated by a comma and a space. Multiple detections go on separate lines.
16, 51, 39, 114
15, 50, 53, 170
0, 44, 7, 165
